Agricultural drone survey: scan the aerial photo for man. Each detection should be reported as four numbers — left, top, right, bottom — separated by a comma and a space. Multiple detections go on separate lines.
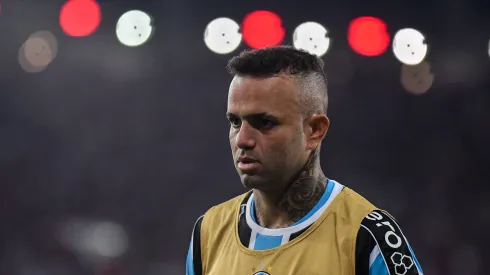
186, 46, 424, 275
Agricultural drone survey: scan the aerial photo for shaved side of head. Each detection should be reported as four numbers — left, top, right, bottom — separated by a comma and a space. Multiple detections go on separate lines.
226, 45, 328, 120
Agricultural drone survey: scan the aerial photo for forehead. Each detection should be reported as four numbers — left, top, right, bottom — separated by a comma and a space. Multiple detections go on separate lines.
227, 75, 300, 117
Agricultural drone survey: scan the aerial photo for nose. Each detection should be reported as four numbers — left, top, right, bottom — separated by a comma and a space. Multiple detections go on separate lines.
234, 122, 256, 150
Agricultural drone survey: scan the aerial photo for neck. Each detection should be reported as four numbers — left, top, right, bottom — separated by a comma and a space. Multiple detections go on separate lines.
252, 149, 327, 229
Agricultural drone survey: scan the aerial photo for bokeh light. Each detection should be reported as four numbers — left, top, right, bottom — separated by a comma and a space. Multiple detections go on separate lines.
348, 16, 390, 56
18, 31, 58, 73
60, 0, 101, 37
400, 61, 434, 95
24, 37, 53, 67
116, 10, 154, 47
29, 30, 59, 59
59, 219, 128, 259
242, 10, 285, 49
393, 28, 428, 65
293, 22, 330, 57
204, 17, 242, 54
19, 44, 47, 73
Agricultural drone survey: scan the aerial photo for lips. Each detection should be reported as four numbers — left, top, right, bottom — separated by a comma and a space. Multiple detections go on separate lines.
238, 157, 258, 163
237, 156, 260, 172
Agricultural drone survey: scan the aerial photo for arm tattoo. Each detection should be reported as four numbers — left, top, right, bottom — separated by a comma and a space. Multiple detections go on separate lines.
278, 149, 326, 224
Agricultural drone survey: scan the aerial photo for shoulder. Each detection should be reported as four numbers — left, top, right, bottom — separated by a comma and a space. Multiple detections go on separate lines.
333, 184, 424, 274
358, 210, 406, 252
341, 186, 379, 212
330, 183, 378, 227
355, 210, 423, 275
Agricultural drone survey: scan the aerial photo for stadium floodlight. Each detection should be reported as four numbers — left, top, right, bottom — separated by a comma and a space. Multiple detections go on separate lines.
393, 28, 428, 65
116, 10, 154, 47
293, 22, 330, 57
204, 17, 242, 54
19, 31, 58, 73
400, 61, 434, 95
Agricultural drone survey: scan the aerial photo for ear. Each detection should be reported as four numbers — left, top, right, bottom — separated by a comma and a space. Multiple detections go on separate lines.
304, 114, 330, 150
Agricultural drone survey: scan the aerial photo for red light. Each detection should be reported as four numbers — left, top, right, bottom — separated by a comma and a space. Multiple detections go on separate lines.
59, 0, 101, 37
242, 10, 285, 49
347, 16, 390, 57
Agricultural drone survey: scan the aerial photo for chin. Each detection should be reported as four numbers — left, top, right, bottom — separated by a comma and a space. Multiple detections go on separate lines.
240, 174, 269, 190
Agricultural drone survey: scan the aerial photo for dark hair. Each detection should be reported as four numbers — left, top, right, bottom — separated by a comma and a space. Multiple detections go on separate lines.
226, 45, 328, 116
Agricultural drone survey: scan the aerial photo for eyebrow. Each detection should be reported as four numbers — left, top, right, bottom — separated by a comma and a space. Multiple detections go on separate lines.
226, 112, 277, 120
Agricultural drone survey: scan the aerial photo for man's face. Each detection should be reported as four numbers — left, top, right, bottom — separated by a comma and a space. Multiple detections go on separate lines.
227, 75, 308, 191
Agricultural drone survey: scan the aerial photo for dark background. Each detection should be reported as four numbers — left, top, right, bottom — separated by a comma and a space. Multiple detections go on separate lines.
0, 0, 489, 274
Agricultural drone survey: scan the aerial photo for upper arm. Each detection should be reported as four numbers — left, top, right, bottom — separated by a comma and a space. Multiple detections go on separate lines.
186, 215, 204, 275
355, 210, 424, 275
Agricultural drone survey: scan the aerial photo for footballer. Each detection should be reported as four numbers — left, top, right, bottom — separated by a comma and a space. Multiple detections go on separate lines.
186, 46, 424, 275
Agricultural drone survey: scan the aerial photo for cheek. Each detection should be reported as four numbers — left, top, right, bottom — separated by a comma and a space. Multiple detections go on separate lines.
229, 132, 238, 151
266, 136, 302, 166
229, 130, 235, 142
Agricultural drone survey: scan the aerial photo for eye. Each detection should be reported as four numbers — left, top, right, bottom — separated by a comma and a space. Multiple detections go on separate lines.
259, 118, 275, 130
228, 117, 241, 128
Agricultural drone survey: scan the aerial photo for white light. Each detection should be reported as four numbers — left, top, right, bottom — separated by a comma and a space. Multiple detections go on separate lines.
87, 222, 128, 258
116, 10, 154, 47
28, 30, 58, 59
204, 17, 242, 54
401, 61, 434, 95
24, 37, 54, 67
18, 32, 57, 73
293, 22, 330, 57
393, 28, 427, 65
69, 221, 129, 258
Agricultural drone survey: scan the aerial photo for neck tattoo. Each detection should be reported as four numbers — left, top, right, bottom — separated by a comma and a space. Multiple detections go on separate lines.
255, 149, 327, 226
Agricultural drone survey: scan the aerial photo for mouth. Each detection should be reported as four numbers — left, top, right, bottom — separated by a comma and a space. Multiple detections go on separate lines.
237, 161, 261, 173
237, 157, 260, 173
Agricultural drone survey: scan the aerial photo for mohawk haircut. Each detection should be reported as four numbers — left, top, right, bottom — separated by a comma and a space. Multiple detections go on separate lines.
226, 45, 328, 117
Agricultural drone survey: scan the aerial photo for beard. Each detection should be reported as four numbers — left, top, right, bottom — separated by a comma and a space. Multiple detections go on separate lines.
236, 161, 301, 192
240, 173, 264, 189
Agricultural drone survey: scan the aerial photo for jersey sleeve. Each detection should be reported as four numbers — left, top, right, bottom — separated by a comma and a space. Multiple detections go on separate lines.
186, 215, 204, 275
355, 210, 424, 275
